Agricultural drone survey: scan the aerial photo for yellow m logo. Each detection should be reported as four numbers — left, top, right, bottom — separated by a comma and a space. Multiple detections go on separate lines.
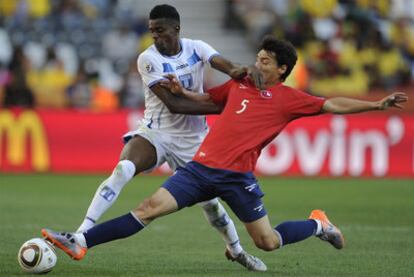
0, 110, 50, 171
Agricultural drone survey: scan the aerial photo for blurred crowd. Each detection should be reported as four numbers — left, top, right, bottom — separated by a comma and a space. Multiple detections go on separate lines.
1, 0, 413, 111
0, 0, 154, 111
226, 0, 414, 96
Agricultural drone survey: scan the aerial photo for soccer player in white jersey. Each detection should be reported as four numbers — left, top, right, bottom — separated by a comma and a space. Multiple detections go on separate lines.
76, 4, 266, 271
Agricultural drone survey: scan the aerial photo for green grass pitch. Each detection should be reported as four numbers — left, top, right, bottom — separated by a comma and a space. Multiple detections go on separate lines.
1, 174, 414, 276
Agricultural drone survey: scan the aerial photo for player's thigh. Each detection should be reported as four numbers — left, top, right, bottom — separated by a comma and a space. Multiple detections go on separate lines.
120, 135, 157, 173
244, 215, 280, 251
133, 187, 179, 224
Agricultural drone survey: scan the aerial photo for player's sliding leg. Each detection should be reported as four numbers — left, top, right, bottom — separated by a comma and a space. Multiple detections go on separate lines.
244, 215, 318, 250
198, 198, 267, 272
243, 213, 344, 251
273, 211, 344, 249
43, 212, 146, 260
43, 188, 178, 260
77, 136, 157, 233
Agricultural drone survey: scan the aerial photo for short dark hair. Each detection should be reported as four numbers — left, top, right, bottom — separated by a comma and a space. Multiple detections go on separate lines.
149, 4, 180, 23
260, 35, 297, 81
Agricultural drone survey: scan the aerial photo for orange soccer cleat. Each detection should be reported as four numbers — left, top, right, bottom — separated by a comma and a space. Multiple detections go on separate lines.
41, 228, 87, 260
309, 209, 345, 249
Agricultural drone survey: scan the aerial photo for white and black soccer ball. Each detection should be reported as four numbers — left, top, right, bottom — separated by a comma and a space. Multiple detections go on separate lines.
17, 238, 57, 274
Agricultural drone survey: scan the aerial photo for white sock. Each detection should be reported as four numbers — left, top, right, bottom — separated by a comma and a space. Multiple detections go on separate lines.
74, 233, 87, 248
273, 229, 283, 248
76, 160, 136, 232
313, 219, 323, 236
199, 198, 243, 256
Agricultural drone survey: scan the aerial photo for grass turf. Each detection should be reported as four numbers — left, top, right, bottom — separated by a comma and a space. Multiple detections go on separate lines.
1, 174, 413, 276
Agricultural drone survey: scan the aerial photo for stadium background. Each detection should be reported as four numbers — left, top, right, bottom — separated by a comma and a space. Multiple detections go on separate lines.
0, 0, 413, 177
1, 0, 414, 276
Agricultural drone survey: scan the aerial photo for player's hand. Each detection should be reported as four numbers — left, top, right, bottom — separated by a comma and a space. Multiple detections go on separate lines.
378, 92, 408, 110
160, 74, 184, 95
229, 66, 265, 90
228, 65, 248, 80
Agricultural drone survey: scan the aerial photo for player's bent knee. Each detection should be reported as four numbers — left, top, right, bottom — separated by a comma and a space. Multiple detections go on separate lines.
133, 199, 159, 224
253, 236, 280, 251
120, 137, 157, 173
133, 199, 153, 223
254, 240, 279, 251
133, 188, 178, 224
134, 198, 161, 222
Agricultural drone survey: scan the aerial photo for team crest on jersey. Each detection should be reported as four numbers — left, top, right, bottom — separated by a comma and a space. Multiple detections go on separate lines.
260, 90, 272, 99
145, 62, 154, 73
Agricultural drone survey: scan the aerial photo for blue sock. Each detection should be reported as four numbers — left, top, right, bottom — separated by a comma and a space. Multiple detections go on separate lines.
274, 220, 317, 246
84, 212, 145, 248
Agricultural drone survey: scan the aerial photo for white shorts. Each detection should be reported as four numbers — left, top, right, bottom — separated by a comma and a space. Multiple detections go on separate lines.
123, 124, 207, 172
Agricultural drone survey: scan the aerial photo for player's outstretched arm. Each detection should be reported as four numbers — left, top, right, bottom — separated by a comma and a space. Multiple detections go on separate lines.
322, 92, 408, 114
150, 77, 222, 115
210, 55, 264, 90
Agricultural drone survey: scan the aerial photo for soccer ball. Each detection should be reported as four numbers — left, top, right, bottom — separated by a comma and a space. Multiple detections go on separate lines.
17, 238, 57, 274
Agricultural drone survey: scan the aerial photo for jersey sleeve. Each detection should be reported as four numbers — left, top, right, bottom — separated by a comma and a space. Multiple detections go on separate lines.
285, 88, 326, 119
206, 79, 235, 106
137, 53, 166, 88
193, 40, 220, 64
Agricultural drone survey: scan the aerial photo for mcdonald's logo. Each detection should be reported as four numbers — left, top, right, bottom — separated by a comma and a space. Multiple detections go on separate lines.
0, 110, 50, 171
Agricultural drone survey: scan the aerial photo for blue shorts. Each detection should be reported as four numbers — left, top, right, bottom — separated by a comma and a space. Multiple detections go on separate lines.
162, 161, 267, 223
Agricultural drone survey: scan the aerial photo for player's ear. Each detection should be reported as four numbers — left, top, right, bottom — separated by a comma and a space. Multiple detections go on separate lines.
175, 25, 180, 32
277, 64, 287, 76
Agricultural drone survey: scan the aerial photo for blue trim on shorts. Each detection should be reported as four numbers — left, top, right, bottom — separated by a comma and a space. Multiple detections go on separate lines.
162, 161, 267, 222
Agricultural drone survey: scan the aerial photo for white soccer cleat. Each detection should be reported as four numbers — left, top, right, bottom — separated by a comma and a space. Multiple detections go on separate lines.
225, 249, 267, 272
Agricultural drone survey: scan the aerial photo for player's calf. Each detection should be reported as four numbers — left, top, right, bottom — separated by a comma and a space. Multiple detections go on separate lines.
199, 199, 230, 228
199, 199, 245, 256
77, 160, 136, 233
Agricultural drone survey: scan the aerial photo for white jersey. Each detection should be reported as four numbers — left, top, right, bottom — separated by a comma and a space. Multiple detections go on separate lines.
137, 38, 219, 136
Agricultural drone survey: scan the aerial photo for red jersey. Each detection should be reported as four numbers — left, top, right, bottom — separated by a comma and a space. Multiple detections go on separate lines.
193, 78, 326, 172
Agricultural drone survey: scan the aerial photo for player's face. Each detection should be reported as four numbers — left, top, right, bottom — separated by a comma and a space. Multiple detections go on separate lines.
255, 50, 286, 84
149, 19, 180, 55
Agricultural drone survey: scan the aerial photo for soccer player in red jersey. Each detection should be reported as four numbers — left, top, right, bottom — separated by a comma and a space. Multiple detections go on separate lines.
42, 36, 408, 267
